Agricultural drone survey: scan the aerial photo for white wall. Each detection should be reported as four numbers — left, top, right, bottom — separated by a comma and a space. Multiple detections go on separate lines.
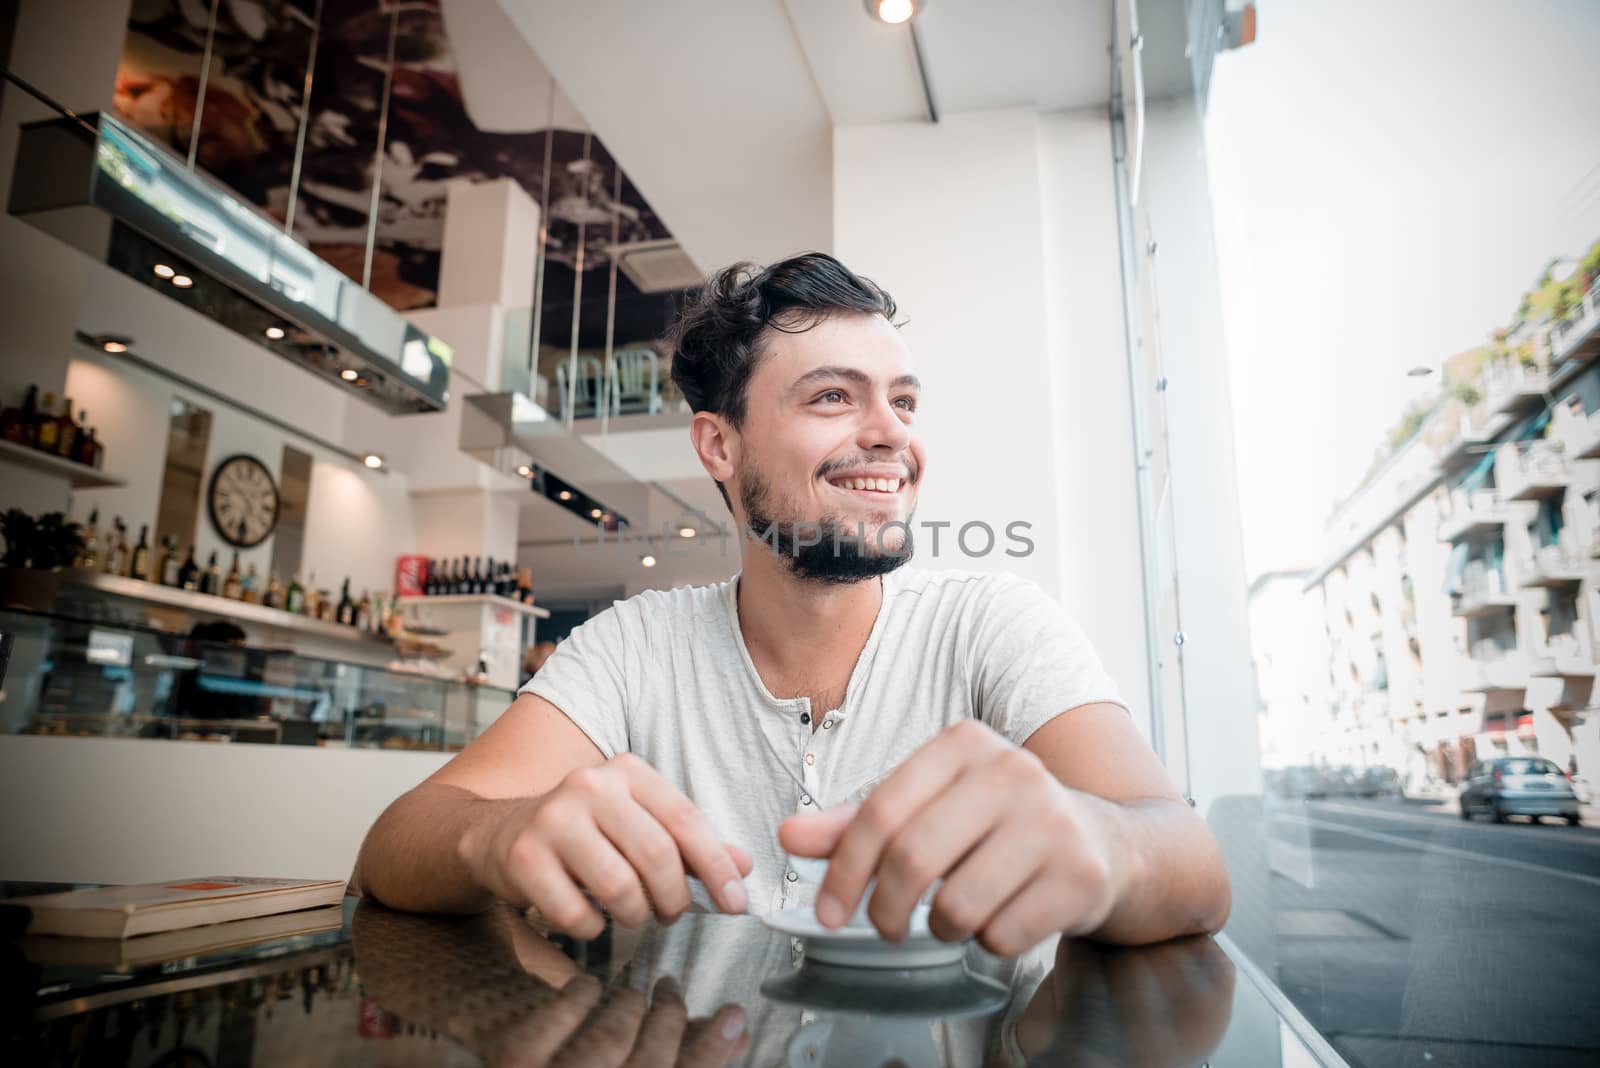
833, 109, 1064, 595
0, 735, 448, 883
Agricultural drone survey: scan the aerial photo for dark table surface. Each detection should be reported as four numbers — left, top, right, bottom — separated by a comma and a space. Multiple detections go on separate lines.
2, 884, 1331, 1066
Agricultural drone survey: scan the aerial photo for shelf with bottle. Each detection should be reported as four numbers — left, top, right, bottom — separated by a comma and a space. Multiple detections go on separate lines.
0, 385, 116, 485
69, 510, 407, 644
410, 555, 539, 606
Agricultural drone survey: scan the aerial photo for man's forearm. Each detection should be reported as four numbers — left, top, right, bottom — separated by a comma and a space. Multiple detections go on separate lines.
354, 782, 517, 915
1093, 797, 1232, 945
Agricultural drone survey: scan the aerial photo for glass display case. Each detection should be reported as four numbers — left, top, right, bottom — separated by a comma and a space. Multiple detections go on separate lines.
0, 605, 514, 751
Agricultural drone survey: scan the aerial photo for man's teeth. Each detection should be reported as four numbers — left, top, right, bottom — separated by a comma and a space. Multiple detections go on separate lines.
834, 477, 900, 493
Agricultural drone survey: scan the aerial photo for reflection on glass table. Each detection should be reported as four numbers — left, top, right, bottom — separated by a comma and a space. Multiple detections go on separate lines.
0, 606, 512, 751
2, 890, 1342, 1067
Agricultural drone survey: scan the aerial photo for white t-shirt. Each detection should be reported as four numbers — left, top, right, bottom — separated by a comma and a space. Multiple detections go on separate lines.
520, 567, 1125, 915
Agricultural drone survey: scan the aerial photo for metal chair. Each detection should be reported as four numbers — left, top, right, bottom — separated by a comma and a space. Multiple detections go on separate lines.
553, 355, 607, 420
606, 347, 663, 415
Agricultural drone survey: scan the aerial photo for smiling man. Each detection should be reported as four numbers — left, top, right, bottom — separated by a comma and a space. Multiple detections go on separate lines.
355, 253, 1231, 953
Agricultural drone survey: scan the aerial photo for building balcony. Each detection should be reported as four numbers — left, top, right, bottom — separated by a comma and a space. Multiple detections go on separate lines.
1480, 358, 1549, 420
1463, 654, 1530, 694
1530, 631, 1597, 679
1452, 585, 1520, 618
1438, 406, 1514, 469
1494, 440, 1571, 501
1519, 542, 1589, 588
1437, 489, 1523, 543
1551, 282, 1600, 366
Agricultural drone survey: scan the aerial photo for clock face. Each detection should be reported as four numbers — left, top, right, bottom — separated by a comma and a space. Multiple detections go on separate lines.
207, 454, 280, 548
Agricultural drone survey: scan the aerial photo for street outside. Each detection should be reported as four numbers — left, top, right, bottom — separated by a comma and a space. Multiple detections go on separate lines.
1265, 796, 1600, 1068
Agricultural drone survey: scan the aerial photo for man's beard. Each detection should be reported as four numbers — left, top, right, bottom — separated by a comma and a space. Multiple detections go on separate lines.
738, 465, 914, 585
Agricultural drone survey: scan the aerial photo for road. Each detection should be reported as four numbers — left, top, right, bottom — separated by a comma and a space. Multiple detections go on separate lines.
1261, 797, 1600, 1067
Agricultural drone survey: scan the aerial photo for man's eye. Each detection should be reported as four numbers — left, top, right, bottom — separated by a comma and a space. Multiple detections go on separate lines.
894, 396, 918, 412
817, 390, 846, 404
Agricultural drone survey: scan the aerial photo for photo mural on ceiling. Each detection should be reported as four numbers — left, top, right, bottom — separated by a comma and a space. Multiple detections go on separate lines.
112, 0, 678, 337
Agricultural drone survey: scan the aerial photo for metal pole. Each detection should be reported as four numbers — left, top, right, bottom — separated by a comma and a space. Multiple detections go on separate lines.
600, 166, 621, 435
362, 7, 400, 291
283, 0, 324, 236
529, 77, 556, 394
186, 0, 222, 170
562, 133, 591, 427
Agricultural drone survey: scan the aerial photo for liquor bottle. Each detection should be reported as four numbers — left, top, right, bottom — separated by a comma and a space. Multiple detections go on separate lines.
222, 552, 243, 599
241, 563, 260, 603
128, 524, 150, 580
200, 551, 221, 595
52, 396, 78, 458
0, 385, 36, 444
177, 545, 199, 590
427, 559, 441, 596
77, 508, 100, 570
354, 589, 371, 631
264, 570, 284, 609
78, 424, 103, 469
467, 556, 480, 594
36, 391, 59, 453
285, 573, 305, 614
517, 566, 533, 605
158, 535, 180, 586
316, 583, 334, 621
304, 571, 321, 617
336, 578, 355, 625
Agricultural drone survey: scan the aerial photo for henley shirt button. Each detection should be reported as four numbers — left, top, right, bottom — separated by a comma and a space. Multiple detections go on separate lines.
800, 793, 812, 806
785, 870, 798, 883
822, 719, 834, 730
804, 753, 816, 766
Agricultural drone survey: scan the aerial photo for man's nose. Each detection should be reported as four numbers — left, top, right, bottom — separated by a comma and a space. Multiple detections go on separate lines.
857, 395, 913, 454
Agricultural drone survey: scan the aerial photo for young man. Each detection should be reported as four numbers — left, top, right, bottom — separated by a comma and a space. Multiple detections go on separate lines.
355, 253, 1231, 954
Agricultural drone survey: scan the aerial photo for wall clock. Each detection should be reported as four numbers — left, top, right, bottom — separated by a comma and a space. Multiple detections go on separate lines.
207, 453, 280, 548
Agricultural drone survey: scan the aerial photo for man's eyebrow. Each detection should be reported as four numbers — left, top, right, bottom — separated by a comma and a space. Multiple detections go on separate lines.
789, 366, 922, 393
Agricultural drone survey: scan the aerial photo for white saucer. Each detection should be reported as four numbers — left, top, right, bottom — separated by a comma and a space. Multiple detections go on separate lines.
761, 904, 969, 969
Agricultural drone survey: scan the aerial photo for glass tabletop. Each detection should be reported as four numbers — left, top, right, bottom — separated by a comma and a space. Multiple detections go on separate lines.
3, 889, 1334, 1066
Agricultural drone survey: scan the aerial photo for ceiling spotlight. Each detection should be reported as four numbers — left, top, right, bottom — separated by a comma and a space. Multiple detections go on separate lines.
95, 335, 132, 353
865, 0, 919, 24
516, 464, 532, 478
264, 325, 286, 340
558, 490, 574, 501
678, 526, 697, 539
152, 263, 175, 279
340, 368, 360, 382
171, 274, 194, 288
589, 507, 603, 518
640, 554, 657, 568
362, 453, 385, 469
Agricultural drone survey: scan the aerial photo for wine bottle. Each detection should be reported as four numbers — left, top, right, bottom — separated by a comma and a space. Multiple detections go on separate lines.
53, 395, 78, 458
78, 508, 100, 570
158, 535, 180, 586
0, 385, 36, 445
222, 552, 243, 599
264, 570, 284, 609
336, 578, 355, 625
241, 563, 259, 603
36, 391, 59, 453
103, 518, 124, 576
285, 573, 305, 614
178, 545, 199, 590
129, 524, 150, 580
200, 551, 221, 595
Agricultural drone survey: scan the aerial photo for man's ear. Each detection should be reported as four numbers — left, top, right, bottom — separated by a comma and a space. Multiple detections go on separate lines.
690, 411, 737, 484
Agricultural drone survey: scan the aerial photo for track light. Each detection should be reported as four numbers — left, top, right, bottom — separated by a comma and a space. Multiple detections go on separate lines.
171, 274, 193, 288
264, 325, 286, 340
865, 0, 920, 24
152, 263, 175, 279
640, 554, 657, 568
340, 368, 360, 382
362, 453, 385, 469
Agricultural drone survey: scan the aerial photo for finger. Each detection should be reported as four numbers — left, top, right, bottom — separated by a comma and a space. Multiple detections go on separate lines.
928, 824, 1044, 945
975, 873, 1071, 958
493, 974, 603, 1068
677, 1004, 747, 1068
867, 768, 1009, 941
592, 795, 693, 922
557, 821, 653, 928
776, 803, 857, 858
620, 761, 749, 914
504, 836, 607, 941
621, 977, 688, 1068
551, 986, 648, 1068
814, 723, 997, 928
725, 843, 754, 877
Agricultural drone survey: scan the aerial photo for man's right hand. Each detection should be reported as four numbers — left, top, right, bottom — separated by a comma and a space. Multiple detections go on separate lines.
457, 753, 753, 938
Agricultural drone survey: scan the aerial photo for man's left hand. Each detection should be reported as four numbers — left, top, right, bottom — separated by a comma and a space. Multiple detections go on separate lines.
777, 719, 1132, 956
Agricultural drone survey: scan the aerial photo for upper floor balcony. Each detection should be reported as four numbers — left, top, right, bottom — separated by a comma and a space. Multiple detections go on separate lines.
1550, 401, 1600, 460
1480, 357, 1550, 421
1529, 625, 1597, 680
1519, 537, 1590, 588
1451, 563, 1521, 618
1461, 652, 1530, 694
1551, 280, 1600, 367
1493, 439, 1571, 501
1436, 488, 1528, 543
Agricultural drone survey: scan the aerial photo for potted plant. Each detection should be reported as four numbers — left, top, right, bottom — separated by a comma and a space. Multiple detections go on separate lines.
0, 509, 85, 608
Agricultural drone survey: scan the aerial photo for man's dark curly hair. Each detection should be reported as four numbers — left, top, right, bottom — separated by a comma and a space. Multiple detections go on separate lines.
668, 252, 898, 431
